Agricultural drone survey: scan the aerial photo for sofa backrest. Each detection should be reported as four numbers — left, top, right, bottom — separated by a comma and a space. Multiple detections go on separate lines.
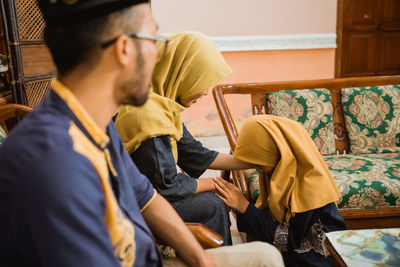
213, 75, 400, 154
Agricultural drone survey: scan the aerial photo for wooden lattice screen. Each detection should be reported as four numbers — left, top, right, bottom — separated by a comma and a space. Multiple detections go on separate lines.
15, 0, 46, 41
25, 79, 52, 107
1, 0, 56, 107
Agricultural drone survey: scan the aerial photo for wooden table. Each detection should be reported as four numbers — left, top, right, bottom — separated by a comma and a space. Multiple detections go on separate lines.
324, 228, 400, 267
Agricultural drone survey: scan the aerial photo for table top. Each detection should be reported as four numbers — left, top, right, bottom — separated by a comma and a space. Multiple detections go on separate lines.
325, 228, 400, 267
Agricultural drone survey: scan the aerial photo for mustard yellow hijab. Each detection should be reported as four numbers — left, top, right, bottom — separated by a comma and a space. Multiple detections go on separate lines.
233, 115, 341, 226
115, 32, 232, 161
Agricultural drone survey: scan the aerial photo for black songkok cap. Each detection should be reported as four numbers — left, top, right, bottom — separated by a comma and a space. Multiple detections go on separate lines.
37, 0, 149, 27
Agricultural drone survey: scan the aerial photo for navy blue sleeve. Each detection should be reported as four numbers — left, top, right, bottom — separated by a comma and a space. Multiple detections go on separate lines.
17, 149, 120, 267
177, 124, 218, 178
124, 153, 156, 210
130, 135, 197, 202
236, 203, 278, 243
109, 123, 156, 210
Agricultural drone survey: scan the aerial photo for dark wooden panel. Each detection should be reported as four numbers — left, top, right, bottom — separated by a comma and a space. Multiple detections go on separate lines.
343, 32, 376, 76
380, 0, 400, 30
0, 13, 8, 92
336, 0, 400, 77
346, 0, 379, 30
377, 31, 400, 74
335, 0, 345, 77
0, 14, 6, 56
341, 208, 400, 229
20, 45, 56, 78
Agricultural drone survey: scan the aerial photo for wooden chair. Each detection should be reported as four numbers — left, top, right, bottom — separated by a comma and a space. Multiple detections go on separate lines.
0, 90, 12, 106
213, 75, 400, 230
0, 103, 31, 133
185, 223, 223, 249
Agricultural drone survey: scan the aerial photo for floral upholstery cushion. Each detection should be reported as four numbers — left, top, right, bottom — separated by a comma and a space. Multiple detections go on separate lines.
341, 85, 400, 154
323, 153, 400, 209
0, 125, 6, 145
246, 152, 400, 210
267, 88, 336, 155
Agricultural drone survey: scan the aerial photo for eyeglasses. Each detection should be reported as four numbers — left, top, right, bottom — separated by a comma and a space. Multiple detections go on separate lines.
101, 33, 169, 58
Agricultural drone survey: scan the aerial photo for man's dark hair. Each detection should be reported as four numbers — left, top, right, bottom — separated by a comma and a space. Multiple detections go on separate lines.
44, 6, 142, 75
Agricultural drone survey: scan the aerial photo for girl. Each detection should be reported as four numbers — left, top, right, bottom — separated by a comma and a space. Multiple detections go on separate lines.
214, 115, 347, 266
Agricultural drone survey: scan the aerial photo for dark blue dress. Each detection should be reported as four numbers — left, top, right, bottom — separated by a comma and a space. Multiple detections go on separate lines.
237, 202, 347, 266
130, 124, 232, 245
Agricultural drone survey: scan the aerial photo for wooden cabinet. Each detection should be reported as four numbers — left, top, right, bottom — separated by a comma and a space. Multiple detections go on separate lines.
336, 0, 400, 77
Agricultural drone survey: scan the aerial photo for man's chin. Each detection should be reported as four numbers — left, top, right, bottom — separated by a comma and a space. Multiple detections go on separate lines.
125, 93, 149, 107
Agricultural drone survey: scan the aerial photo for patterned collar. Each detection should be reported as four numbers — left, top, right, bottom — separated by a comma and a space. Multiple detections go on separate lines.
51, 78, 109, 149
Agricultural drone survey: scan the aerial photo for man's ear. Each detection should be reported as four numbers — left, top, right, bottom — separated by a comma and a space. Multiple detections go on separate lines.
114, 35, 136, 67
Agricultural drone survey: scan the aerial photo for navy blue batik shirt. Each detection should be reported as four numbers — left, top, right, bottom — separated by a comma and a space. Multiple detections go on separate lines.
0, 80, 160, 267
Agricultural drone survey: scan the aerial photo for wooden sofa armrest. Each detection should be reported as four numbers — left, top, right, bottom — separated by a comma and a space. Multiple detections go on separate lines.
212, 86, 239, 151
213, 86, 250, 199
185, 222, 223, 249
0, 103, 32, 120
158, 223, 223, 259
158, 223, 223, 249
0, 104, 32, 133
231, 170, 250, 200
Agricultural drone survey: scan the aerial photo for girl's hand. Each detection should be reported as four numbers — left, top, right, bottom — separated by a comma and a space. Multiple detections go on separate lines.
213, 177, 249, 214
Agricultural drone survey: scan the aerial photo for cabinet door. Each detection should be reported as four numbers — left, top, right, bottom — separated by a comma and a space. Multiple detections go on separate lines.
380, 0, 400, 30
376, 32, 400, 75
336, 0, 400, 77
376, 0, 400, 75
345, 0, 379, 30
342, 32, 377, 77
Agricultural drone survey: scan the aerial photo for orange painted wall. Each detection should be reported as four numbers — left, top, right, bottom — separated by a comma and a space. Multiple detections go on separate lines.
182, 48, 336, 137
151, 0, 338, 137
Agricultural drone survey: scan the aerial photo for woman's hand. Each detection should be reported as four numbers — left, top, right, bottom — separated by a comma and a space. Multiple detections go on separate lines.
195, 178, 216, 194
213, 177, 249, 214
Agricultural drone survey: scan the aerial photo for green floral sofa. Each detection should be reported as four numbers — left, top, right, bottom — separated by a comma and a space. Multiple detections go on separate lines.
213, 75, 400, 229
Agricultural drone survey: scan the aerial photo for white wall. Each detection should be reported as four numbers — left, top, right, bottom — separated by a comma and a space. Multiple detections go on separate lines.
152, 0, 337, 36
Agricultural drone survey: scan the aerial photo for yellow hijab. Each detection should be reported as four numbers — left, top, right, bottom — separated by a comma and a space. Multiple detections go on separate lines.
233, 115, 341, 226
115, 32, 232, 161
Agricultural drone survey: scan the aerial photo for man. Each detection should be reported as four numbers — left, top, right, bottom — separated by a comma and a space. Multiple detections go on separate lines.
0, 0, 283, 266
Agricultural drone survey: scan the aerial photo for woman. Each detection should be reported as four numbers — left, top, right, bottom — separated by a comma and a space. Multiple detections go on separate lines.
214, 115, 347, 266
115, 32, 250, 245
